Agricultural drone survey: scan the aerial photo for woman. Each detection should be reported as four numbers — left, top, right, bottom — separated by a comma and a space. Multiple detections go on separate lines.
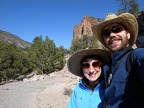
67, 48, 111, 108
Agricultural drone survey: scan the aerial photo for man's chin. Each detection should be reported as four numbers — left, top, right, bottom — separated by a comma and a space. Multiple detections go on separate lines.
109, 45, 121, 52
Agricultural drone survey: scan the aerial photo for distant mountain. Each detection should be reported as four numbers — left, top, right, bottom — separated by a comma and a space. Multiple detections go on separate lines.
0, 30, 32, 48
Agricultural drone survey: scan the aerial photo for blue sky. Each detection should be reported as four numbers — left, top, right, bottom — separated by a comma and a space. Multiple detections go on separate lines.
0, 0, 144, 49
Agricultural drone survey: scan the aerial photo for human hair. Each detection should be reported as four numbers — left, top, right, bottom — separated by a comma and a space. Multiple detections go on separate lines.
119, 23, 128, 30
81, 55, 103, 63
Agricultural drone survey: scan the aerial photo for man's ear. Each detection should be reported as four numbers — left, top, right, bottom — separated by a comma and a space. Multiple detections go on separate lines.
127, 30, 130, 39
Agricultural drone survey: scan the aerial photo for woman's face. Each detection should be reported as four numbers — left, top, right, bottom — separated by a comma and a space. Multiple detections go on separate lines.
81, 59, 102, 82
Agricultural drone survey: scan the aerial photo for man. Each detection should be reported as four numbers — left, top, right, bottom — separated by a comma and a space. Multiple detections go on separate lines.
92, 13, 144, 108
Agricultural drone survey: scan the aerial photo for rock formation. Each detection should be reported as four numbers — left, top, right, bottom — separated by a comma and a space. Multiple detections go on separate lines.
73, 16, 103, 39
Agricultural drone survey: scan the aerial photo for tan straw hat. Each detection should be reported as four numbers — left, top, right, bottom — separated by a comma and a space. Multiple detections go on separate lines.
92, 13, 138, 47
67, 48, 111, 76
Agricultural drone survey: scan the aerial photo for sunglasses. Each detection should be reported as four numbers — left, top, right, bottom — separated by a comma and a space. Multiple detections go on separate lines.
81, 61, 101, 71
102, 26, 126, 38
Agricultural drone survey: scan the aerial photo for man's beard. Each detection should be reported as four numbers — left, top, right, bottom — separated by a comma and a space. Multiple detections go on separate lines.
106, 36, 129, 53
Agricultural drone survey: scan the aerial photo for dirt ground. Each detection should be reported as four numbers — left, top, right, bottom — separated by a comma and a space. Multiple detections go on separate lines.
0, 67, 79, 108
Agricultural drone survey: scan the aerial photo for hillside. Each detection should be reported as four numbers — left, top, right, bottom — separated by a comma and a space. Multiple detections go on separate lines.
0, 30, 32, 48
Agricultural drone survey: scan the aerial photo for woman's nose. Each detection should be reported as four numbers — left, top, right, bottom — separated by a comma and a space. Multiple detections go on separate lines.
89, 65, 100, 72
89, 66, 95, 72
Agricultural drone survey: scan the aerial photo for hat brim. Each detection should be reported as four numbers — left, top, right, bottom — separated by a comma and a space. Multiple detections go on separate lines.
92, 13, 138, 47
67, 48, 111, 76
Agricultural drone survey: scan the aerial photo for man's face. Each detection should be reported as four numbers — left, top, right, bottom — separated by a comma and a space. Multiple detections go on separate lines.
102, 23, 130, 53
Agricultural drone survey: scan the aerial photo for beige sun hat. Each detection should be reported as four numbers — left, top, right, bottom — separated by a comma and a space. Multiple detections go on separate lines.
67, 48, 111, 76
92, 13, 138, 47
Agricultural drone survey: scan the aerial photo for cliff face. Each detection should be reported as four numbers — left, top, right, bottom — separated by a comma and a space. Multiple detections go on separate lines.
73, 12, 144, 48
73, 16, 104, 48
73, 16, 103, 39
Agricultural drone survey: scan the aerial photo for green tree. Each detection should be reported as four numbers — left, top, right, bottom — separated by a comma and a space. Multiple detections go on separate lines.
0, 43, 17, 81
30, 36, 44, 74
29, 35, 65, 74
116, 0, 139, 16
12, 48, 31, 76
70, 38, 82, 53
0, 41, 31, 82
43, 36, 56, 73
54, 46, 66, 70
70, 35, 102, 54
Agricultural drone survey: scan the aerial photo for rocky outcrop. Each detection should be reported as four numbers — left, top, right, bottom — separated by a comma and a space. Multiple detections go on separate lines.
73, 16, 104, 48
73, 16, 103, 39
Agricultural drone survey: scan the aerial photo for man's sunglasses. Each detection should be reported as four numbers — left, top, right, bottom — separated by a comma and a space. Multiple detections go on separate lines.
102, 26, 126, 38
81, 61, 101, 71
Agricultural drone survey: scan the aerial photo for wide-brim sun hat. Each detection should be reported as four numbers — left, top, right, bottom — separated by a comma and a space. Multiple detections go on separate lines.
92, 13, 138, 47
67, 48, 111, 76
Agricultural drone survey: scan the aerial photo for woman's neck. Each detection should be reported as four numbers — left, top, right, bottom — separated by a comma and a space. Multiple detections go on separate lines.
88, 80, 99, 90
82, 78, 100, 90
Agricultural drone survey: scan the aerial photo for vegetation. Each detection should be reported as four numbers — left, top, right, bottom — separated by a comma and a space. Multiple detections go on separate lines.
70, 35, 105, 54
0, 34, 104, 83
0, 0, 143, 83
0, 35, 66, 83
116, 0, 140, 16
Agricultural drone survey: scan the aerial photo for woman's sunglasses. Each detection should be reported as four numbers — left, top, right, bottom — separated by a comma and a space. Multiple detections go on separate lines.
102, 26, 126, 38
81, 61, 101, 71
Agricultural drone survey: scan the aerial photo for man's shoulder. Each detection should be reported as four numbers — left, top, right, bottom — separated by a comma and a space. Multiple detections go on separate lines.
133, 48, 144, 57
134, 47, 144, 52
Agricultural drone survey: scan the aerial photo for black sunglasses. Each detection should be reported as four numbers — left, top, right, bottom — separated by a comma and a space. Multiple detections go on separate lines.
81, 61, 101, 71
102, 26, 125, 38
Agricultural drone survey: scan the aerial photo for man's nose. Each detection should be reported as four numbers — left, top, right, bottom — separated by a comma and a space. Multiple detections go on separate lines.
109, 32, 116, 37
